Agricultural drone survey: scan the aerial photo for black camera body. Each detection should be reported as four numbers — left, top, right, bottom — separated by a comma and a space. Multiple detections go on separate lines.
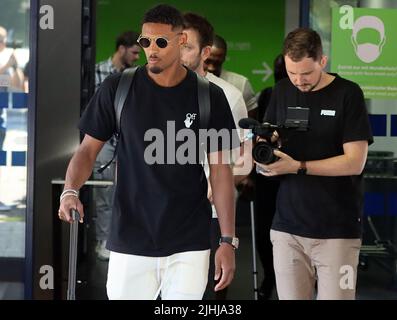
239, 107, 310, 165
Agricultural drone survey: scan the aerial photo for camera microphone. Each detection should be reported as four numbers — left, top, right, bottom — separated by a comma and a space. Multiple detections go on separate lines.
238, 118, 260, 129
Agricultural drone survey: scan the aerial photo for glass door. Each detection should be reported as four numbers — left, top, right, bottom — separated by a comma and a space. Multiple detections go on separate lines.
0, 0, 30, 299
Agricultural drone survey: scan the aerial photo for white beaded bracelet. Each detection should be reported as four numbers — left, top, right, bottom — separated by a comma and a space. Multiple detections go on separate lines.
61, 189, 79, 197
60, 192, 79, 203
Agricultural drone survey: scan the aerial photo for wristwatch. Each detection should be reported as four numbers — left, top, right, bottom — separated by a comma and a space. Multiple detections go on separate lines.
219, 236, 239, 249
297, 161, 307, 175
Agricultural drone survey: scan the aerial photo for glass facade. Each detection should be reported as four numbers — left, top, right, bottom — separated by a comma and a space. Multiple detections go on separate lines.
0, 0, 29, 299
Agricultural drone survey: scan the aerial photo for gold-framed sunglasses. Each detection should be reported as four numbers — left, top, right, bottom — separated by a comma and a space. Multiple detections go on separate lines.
137, 33, 182, 49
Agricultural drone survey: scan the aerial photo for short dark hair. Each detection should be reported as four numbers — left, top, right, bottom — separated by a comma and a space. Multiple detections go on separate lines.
183, 13, 214, 50
282, 28, 323, 62
213, 34, 227, 53
142, 4, 184, 31
115, 31, 139, 51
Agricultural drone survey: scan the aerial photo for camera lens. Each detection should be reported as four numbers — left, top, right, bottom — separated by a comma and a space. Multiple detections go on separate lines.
253, 142, 278, 164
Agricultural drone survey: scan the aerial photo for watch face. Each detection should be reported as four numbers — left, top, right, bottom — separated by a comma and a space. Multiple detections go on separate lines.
298, 167, 307, 175
232, 238, 239, 249
219, 236, 239, 249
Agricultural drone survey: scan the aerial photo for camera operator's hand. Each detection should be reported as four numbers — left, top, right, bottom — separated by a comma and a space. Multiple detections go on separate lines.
255, 150, 300, 177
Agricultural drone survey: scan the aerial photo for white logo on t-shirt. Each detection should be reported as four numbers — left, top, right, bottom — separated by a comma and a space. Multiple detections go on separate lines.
320, 109, 336, 116
184, 113, 197, 128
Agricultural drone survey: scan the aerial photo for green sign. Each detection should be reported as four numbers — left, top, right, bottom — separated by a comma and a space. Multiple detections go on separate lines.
331, 6, 397, 100
96, 0, 285, 93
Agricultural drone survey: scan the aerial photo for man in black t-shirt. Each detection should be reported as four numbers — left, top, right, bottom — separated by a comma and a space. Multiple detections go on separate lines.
93, 30, 141, 261
257, 28, 373, 300
58, 4, 238, 300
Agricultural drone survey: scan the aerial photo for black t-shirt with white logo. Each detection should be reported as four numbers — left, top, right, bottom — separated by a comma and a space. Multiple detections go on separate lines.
265, 74, 373, 239
79, 67, 238, 256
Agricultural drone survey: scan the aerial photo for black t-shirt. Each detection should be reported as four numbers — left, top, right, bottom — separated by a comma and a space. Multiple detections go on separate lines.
79, 66, 238, 256
265, 74, 373, 239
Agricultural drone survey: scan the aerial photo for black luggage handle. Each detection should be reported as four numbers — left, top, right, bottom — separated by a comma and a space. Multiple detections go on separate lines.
67, 209, 80, 300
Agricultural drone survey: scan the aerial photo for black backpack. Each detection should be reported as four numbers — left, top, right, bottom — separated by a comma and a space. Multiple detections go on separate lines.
98, 66, 211, 173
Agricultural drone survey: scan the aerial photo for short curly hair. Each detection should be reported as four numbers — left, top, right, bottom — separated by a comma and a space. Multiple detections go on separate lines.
142, 4, 184, 31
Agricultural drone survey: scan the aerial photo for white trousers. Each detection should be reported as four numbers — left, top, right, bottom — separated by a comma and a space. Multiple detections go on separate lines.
106, 249, 210, 300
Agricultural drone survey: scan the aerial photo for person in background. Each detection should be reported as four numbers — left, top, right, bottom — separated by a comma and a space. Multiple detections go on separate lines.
205, 34, 258, 117
253, 54, 287, 299
181, 12, 252, 300
0, 26, 24, 92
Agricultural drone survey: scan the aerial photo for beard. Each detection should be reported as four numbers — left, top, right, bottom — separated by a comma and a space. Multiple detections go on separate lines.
183, 56, 200, 72
296, 74, 322, 92
121, 54, 133, 70
149, 66, 163, 74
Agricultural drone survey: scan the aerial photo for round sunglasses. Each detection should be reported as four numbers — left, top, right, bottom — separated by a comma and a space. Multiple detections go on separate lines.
137, 33, 182, 49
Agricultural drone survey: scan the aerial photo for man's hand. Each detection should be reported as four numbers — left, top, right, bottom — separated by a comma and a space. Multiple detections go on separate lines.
58, 195, 84, 224
255, 149, 299, 177
214, 244, 235, 291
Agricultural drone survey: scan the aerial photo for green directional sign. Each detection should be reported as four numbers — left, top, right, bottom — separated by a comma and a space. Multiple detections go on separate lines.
331, 6, 397, 100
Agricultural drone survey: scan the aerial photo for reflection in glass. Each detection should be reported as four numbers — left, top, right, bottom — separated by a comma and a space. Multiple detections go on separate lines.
0, 0, 29, 299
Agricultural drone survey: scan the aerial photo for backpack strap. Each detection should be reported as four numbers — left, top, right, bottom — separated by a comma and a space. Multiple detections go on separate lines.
196, 73, 211, 130
97, 66, 138, 173
114, 66, 139, 135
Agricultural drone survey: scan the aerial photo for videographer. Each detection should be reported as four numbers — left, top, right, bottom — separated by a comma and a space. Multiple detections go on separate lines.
255, 28, 373, 300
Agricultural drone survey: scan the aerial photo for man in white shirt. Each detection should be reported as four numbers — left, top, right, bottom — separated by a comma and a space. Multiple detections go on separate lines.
205, 34, 258, 115
181, 12, 252, 299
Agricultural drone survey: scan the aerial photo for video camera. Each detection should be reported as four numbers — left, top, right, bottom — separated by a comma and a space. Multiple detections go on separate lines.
239, 107, 310, 164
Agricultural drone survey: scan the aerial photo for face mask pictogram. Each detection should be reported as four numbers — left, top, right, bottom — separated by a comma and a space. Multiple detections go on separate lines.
351, 15, 386, 63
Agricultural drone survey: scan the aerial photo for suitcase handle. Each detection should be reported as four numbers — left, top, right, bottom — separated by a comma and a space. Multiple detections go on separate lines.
67, 209, 80, 300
